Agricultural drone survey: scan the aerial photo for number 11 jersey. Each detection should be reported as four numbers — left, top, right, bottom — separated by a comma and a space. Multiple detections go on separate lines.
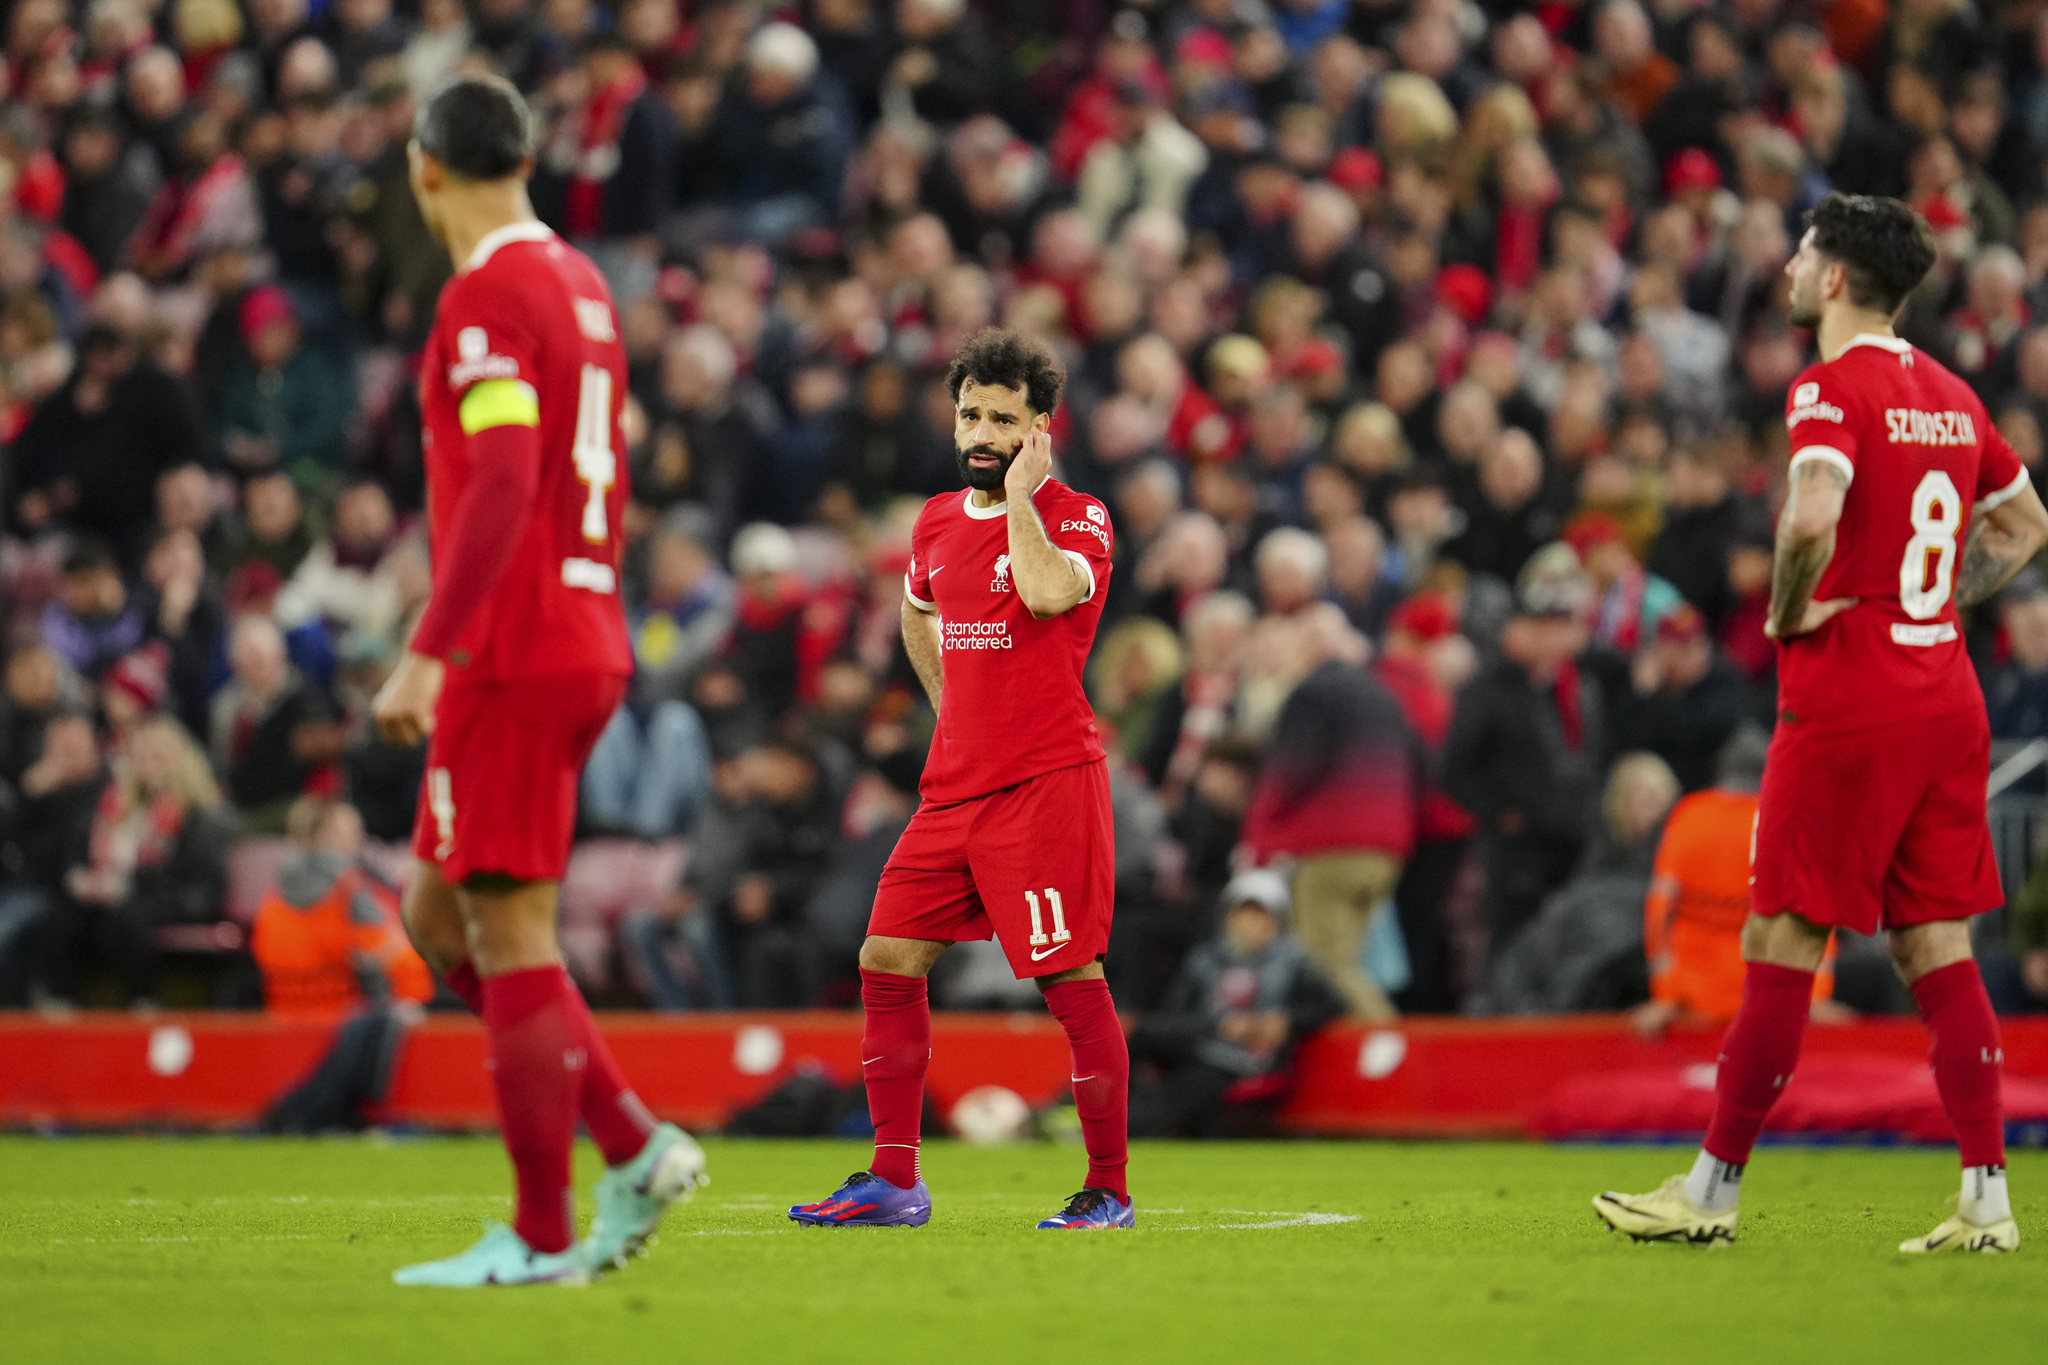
418, 220, 633, 683
1780, 332, 2029, 732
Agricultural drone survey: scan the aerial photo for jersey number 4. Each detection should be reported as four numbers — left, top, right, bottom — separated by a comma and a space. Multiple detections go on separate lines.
573, 364, 616, 544
1899, 470, 1960, 619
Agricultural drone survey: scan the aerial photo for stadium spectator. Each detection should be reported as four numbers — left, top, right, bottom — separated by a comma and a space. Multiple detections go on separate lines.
1240, 605, 1421, 1020
0, 713, 105, 1005
208, 614, 341, 831
1445, 555, 1604, 949
1475, 750, 1679, 1014
40, 537, 145, 680
12, 324, 204, 569
1373, 592, 1477, 1012
213, 284, 354, 490
1602, 604, 1752, 794
1982, 573, 2048, 741
1127, 869, 1346, 1137
42, 715, 228, 1007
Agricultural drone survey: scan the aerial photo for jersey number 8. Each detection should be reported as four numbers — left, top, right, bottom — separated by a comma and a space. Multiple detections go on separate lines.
1899, 470, 1961, 620
573, 364, 616, 543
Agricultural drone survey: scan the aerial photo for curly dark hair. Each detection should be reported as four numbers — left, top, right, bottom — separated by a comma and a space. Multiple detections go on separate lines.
1805, 192, 1937, 315
944, 328, 1066, 418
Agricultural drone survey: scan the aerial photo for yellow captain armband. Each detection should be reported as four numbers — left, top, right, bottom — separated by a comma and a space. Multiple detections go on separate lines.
458, 378, 540, 434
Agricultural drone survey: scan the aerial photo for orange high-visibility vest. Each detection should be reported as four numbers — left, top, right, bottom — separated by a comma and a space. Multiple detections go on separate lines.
251, 866, 432, 1020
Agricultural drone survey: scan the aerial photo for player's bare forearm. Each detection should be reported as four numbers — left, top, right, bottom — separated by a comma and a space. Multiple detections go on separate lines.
1956, 483, 2048, 608
1769, 460, 1848, 639
1005, 498, 1086, 619
901, 595, 944, 709
1000, 427, 1087, 619
1768, 529, 1832, 638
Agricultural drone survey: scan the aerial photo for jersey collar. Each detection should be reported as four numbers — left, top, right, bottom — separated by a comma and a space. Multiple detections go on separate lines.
960, 477, 1051, 519
462, 220, 556, 274
1839, 332, 1913, 356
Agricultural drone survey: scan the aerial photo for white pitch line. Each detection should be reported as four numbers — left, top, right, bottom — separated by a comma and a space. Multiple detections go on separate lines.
1156, 1212, 1360, 1232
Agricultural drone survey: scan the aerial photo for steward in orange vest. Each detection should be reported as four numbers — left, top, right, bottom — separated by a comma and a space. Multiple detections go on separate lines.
251, 850, 431, 1020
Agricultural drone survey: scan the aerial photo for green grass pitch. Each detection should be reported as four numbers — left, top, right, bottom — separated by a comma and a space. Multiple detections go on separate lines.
3, 1136, 2044, 1364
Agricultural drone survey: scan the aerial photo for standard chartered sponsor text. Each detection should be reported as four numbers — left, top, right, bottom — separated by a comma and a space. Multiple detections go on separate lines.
943, 620, 1013, 650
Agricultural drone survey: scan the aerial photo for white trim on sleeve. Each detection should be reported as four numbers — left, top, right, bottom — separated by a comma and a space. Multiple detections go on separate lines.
903, 574, 935, 612
1788, 445, 1855, 487
1977, 466, 2032, 513
1062, 550, 1097, 604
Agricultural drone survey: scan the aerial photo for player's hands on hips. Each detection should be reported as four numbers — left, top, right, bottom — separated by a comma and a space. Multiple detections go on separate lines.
1764, 596, 1856, 640
373, 651, 445, 747
1004, 427, 1053, 503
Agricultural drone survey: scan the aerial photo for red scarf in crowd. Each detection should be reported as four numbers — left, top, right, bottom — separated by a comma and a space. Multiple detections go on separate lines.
566, 64, 647, 239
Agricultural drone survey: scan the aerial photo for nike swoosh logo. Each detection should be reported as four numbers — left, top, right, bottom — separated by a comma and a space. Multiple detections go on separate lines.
862, 1057, 885, 1066
1071, 1075, 1095, 1082
1031, 946, 1061, 961
930, 565, 946, 578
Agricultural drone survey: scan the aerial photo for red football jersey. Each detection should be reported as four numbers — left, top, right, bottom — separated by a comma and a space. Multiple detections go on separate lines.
419, 221, 634, 682
1780, 332, 2028, 731
905, 478, 1114, 803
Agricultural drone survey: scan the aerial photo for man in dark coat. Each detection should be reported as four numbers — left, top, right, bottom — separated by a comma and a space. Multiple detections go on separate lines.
1444, 558, 1605, 948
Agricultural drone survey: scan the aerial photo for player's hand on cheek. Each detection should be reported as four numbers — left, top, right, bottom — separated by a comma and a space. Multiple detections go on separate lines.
372, 651, 445, 747
1004, 427, 1053, 501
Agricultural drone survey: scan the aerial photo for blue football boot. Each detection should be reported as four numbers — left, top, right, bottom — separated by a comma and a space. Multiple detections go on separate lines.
787, 1171, 932, 1227
1036, 1188, 1135, 1229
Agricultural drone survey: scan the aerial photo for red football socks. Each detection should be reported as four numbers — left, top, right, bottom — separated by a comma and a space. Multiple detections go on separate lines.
446, 959, 652, 1167
860, 969, 931, 1189
1703, 962, 1814, 1167
481, 966, 580, 1254
564, 982, 657, 1167
1043, 978, 1130, 1203
1910, 960, 2007, 1169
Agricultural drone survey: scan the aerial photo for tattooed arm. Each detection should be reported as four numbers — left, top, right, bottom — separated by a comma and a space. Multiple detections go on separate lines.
1955, 479, 2048, 609
1767, 457, 1854, 640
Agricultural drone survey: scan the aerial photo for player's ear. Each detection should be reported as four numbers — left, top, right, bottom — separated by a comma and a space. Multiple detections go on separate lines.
1823, 260, 1846, 303
1032, 412, 1051, 434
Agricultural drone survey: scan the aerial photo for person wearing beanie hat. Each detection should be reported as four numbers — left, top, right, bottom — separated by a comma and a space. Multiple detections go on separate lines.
1125, 868, 1346, 1137
1562, 508, 1684, 654
214, 284, 353, 492
1373, 591, 1478, 1010
101, 641, 171, 743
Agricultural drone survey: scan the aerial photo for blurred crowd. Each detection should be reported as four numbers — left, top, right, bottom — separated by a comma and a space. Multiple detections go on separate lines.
11, 0, 2048, 1025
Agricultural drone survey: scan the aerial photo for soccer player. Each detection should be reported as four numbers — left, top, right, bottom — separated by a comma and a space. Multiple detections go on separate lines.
375, 75, 704, 1287
1594, 193, 2048, 1253
787, 329, 1134, 1230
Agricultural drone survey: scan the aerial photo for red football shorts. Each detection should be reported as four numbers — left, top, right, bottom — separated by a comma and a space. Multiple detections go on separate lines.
869, 759, 1115, 979
410, 671, 626, 885
1751, 708, 2003, 935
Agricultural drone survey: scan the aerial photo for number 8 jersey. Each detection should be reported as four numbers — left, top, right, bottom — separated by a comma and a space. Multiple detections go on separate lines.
418, 221, 634, 682
1781, 331, 2029, 731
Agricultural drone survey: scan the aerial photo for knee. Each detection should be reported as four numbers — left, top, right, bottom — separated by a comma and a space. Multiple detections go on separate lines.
400, 897, 465, 977
858, 936, 937, 977
1889, 922, 1973, 983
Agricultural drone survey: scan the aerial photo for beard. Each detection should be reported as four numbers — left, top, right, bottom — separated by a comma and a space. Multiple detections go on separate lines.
956, 442, 1014, 491
1787, 277, 1820, 329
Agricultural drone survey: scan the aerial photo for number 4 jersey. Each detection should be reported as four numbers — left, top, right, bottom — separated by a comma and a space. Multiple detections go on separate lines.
418, 221, 633, 682
1781, 332, 2029, 731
